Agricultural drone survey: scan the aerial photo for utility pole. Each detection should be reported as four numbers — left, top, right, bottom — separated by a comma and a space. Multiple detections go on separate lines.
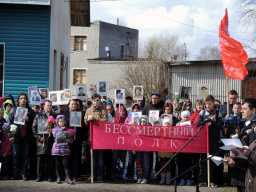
184, 43, 187, 61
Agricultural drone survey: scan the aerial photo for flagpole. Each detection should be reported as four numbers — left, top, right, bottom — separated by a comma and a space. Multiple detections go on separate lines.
226, 76, 229, 116
90, 122, 94, 184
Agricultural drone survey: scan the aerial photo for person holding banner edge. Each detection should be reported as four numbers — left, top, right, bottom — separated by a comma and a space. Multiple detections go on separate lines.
84, 93, 108, 183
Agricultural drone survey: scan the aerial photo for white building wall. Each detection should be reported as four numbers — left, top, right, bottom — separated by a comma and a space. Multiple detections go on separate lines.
49, 0, 70, 91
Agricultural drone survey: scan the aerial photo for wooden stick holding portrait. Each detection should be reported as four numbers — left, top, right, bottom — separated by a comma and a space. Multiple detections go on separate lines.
37, 118, 48, 147
69, 111, 82, 140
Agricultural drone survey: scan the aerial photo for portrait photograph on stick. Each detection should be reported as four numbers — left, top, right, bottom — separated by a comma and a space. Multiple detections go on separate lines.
49, 91, 58, 105
30, 90, 41, 106
59, 91, 68, 103
115, 89, 125, 104
39, 88, 49, 101
37, 118, 48, 134
149, 110, 160, 124
131, 111, 142, 125
76, 86, 87, 100
179, 86, 191, 101
28, 86, 37, 101
133, 86, 143, 101
14, 107, 28, 125
197, 83, 210, 99
97, 81, 107, 96
70, 111, 82, 127
64, 89, 72, 99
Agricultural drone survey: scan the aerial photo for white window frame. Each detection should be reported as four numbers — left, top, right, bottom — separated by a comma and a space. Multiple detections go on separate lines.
74, 36, 87, 51
0, 43, 5, 97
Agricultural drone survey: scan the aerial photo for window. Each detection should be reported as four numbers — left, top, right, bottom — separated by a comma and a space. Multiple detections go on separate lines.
120, 45, 124, 58
60, 53, 64, 90
0, 44, 4, 97
74, 36, 87, 51
53, 50, 57, 90
65, 57, 69, 88
73, 69, 86, 85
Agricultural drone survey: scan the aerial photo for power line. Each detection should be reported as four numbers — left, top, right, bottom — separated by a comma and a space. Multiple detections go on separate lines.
119, 0, 253, 44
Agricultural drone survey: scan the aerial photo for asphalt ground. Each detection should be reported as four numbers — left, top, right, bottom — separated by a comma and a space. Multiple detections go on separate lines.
0, 179, 236, 192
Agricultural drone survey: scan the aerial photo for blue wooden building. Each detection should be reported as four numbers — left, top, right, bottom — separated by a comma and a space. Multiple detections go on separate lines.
0, 0, 71, 100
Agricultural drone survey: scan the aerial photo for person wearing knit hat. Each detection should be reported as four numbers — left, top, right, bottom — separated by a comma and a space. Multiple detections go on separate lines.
3, 100, 14, 121
139, 115, 148, 124
136, 115, 150, 184
176, 110, 193, 186
181, 110, 191, 120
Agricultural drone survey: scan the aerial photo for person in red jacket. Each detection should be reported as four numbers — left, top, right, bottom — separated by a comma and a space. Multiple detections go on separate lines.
189, 100, 203, 184
0, 123, 12, 179
190, 100, 203, 125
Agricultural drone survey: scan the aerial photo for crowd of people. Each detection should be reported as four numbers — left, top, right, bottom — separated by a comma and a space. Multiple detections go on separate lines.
0, 90, 256, 192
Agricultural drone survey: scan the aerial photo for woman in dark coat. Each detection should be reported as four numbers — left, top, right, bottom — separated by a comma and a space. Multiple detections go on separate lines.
7, 93, 36, 180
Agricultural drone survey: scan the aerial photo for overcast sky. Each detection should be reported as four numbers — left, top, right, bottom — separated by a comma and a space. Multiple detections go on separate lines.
91, 0, 254, 60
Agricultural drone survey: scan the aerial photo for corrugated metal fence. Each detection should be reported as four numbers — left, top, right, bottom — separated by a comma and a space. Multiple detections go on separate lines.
169, 61, 242, 104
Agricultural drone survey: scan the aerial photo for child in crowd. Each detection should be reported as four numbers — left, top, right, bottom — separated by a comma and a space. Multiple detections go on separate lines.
0, 123, 12, 179
176, 111, 192, 186
197, 95, 222, 188
172, 98, 181, 120
51, 115, 73, 184
162, 103, 179, 126
158, 118, 174, 185
190, 100, 203, 125
124, 103, 141, 180
3, 100, 13, 121
136, 115, 150, 184
31, 105, 40, 114
112, 106, 128, 179
223, 102, 245, 138
223, 102, 245, 190
189, 100, 203, 183
0, 108, 7, 144
114, 106, 128, 124
183, 100, 193, 114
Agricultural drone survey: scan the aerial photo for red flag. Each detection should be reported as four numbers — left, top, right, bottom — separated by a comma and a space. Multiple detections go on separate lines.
219, 8, 248, 80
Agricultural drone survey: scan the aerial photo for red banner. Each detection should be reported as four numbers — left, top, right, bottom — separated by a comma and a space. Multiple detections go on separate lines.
219, 8, 248, 80
91, 121, 208, 153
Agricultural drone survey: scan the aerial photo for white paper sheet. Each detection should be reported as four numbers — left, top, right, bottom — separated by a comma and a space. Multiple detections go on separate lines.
220, 139, 247, 159
209, 155, 227, 166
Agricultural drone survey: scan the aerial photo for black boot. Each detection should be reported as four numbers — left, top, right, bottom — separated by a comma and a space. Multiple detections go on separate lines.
64, 167, 74, 185
56, 166, 62, 184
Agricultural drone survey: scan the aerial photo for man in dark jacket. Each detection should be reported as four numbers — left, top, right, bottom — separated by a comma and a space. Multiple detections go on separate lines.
219, 90, 238, 121
226, 103, 256, 192
142, 91, 165, 116
142, 91, 165, 178
32, 100, 57, 182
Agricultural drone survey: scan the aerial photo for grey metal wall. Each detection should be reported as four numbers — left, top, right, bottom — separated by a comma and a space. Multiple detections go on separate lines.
169, 61, 242, 104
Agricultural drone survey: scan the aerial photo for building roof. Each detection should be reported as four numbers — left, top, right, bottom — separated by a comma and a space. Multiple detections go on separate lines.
0, 0, 50, 5
166, 58, 256, 66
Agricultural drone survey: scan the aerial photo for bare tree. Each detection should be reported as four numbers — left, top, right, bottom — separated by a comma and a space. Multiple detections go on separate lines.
118, 33, 185, 103
240, 1, 256, 41
196, 45, 221, 60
